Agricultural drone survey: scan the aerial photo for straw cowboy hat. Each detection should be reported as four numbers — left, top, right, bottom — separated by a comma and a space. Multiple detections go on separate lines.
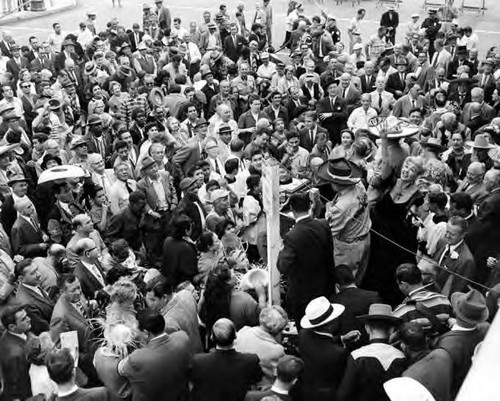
369, 116, 420, 139
149, 87, 167, 107
450, 289, 488, 325
316, 157, 362, 186
384, 377, 435, 401
358, 303, 402, 324
419, 137, 447, 153
465, 134, 495, 150
300, 296, 345, 329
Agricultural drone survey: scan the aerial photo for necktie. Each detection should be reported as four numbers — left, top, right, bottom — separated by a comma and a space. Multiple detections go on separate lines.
342, 88, 347, 99
482, 75, 487, 88
432, 52, 439, 68
400, 74, 405, 87
378, 92, 383, 109
412, 99, 416, 108
30, 217, 40, 233
310, 129, 314, 144
330, 97, 335, 110
439, 246, 451, 266
125, 181, 134, 194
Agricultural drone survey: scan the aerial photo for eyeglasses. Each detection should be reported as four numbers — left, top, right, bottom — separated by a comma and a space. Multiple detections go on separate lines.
21, 85, 31, 88
146, 82, 154, 86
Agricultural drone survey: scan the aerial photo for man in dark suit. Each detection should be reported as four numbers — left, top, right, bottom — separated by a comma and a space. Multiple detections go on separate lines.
55, 39, 79, 73
73, 238, 107, 300
128, 23, 145, 52
173, 178, 206, 241
28, 41, 56, 74
191, 318, 262, 401
6, 43, 29, 87
317, 78, 348, 145
447, 45, 472, 79
83, 114, 112, 159
11, 197, 49, 258
223, 24, 247, 63
262, 91, 289, 127
285, 86, 307, 120
461, 87, 496, 125
0, 174, 30, 235
331, 265, 380, 345
277, 192, 334, 326
172, 118, 208, 178
119, 309, 191, 401
468, 169, 500, 285
434, 216, 476, 297
385, 57, 408, 99
0, 32, 13, 59
0, 305, 33, 401
14, 258, 55, 335
299, 111, 328, 153
380, 4, 399, 44
473, 58, 496, 104
359, 61, 377, 94
298, 297, 348, 400
435, 289, 488, 398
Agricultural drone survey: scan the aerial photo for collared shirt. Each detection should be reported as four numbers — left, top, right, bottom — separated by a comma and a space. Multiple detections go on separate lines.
451, 324, 476, 332
22, 282, 44, 298
295, 215, 310, 224
438, 239, 464, 265
7, 331, 27, 341
149, 176, 168, 209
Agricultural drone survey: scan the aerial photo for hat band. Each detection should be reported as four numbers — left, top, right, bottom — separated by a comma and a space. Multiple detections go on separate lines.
309, 304, 333, 325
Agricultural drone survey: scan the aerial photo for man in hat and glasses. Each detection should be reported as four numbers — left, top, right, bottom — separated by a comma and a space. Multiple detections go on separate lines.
435, 289, 488, 398
338, 304, 406, 401
386, 57, 409, 100
319, 157, 371, 281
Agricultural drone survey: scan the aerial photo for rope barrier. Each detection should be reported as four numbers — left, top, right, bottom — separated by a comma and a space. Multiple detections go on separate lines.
268, 157, 499, 294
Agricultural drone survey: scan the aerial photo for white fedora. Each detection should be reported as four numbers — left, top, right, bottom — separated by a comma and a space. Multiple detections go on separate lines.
300, 296, 345, 329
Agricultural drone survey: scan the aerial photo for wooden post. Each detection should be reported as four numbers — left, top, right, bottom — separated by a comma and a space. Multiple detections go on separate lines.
262, 162, 281, 306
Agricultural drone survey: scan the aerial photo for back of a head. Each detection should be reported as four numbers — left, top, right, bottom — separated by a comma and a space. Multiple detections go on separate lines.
335, 265, 356, 287
212, 318, 236, 347
276, 355, 304, 383
289, 192, 310, 214
395, 263, 422, 286
138, 308, 165, 336
259, 306, 288, 336
46, 348, 75, 385
399, 322, 428, 352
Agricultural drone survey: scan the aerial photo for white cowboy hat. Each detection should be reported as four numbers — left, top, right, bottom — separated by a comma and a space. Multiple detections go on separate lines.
384, 377, 435, 401
369, 116, 420, 139
300, 297, 345, 329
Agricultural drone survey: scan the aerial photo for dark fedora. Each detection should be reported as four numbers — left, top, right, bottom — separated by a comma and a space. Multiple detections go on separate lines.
141, 156, 156, 171
358, 303, 402, 324
419, 137, 447, 153
7, 174, 28, 187
451, 289, 488, 325
316, 157, 362, 186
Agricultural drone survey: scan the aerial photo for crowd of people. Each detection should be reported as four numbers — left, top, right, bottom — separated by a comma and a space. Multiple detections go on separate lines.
0, 0, 499, 400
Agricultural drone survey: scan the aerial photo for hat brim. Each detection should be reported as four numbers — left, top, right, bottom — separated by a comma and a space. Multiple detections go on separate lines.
369, 119, 421, 139
357, 314, 402, 324
449, 77, 478, 85
300, 303, 345, 329
465, 140, 495, 150
316, 159, 362, 186
8, 178, 28, 186
70, 141, 88, 150
420, 142, 447, 153
141, 161, 156, 171
451, 292, 489, 325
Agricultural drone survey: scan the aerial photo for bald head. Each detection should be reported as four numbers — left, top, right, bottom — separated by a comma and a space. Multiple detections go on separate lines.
15, 197, 34, 216
212, 318, 236, 347
467, 162, 486, 184
484, 169, 500, 191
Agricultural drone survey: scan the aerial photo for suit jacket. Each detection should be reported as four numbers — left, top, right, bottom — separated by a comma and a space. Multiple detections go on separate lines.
331, 286, 380, 342
29, 55, 56, 74
298, 329, 348, 401
286, 98, 307, 120
137, 171, 177, 213
385, 71, 407, 98
0, 194, 18, 235
54, 51, 79, 73
359, 74, 377, 94
301, 82, 322, 101
121, 332, 191, 401
369, 90, 395, 116
0, 331, 31, 401
316, 96, 348, 145
50, 295, 91, 353
172, 139, 202, 178
74, 259, 106, 300
430, 49, 452, 75
262, 105, 289, 126
173, 194, 206, 241
14, 283, 54, 335
190, 349, 262, 401
392, 94, 426, 118
157, 5, 172, 31
106, 206, 144, 251
436, 327, 487, 397
299, 125, 328, 153
223, 34, 247, 62
447, 59, 473, 80
0, 40, 12, 58
461, 101, 496, 126
338, 85, 361, 114
6, 56, 29, 84
380, 10, 399, 29
434, 240, 476, 296
199, 31, 222, 53
11, 216, 46, 258
473, 73, 496, 103
128, 31, 145, 52
277, 217, 335, 322
415, 62, 435, 89
20, 94, 39, 129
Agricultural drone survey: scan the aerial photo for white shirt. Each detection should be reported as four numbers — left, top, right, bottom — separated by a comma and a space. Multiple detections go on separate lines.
109, 179, 137, 214
149, 176, 168, 209
347, 106, 378, 131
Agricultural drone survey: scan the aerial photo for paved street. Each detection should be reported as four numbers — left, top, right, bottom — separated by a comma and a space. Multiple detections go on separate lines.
2, 0, 499, 55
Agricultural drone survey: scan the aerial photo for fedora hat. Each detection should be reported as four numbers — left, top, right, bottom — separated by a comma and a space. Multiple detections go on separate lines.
451, 289, 488, 325
179, 177, 198, 192
419, 137, 447, 153
137, 41, 148, 51
466, 134, 495, 150
87, 114, 102, 125
0, 103, 15, 116
194, 117, 209, 129
207, 21, 217, 29
395, 57, 408, 66
218, 124, 232, 135
316, 157, 362, 186
301, 297, 345, 329
369, 116, 420, 139
449, 74, 477, 85
61, 39, 75, 47
7, 174, 28, 187
211, 188, 229, 202
84, 61, 97, 76
149, 87, 166, 107
10, 43, 20, 51
358, 303, 401, 324
141, 156, 156, 171
2, 111, 21, 122
210, 50, 223, 62
118, 65, 132, 77
481, 58, 494, 66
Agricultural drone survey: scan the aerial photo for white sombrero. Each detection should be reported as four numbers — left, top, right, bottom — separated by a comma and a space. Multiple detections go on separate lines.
369, 116, 421, 139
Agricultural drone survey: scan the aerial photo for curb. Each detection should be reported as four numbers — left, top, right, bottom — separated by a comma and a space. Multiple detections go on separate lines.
0, 0, 78, 25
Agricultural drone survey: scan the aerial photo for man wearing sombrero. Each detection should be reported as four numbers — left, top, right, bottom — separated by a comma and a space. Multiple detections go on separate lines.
319, 157, 371, 281
338, 304, 405, 401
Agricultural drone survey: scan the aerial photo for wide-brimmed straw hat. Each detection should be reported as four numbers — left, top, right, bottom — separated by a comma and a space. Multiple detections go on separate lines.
300, 296, 345, 329
465, 134, 495, 150
369, 116, 420, 139
358, 303, 402, 324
